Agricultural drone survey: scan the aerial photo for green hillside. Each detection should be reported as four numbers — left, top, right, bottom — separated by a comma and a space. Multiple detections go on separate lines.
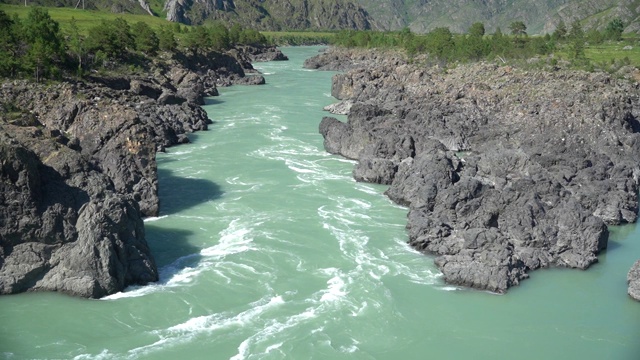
0, 3, 170, 32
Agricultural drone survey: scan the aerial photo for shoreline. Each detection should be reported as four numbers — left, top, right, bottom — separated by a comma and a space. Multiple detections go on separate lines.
308, 46, 640, 300
0, 45, 287, 298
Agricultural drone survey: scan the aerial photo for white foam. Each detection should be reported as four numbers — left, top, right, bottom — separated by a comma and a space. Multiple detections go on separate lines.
319, 274, 348, 303
103, 219, 261, 300
167, 295, 285, 335
143, 215, 168, 222
229, 306, 318, 360
288, 165, 317, 174
168, 150, 191, 156
440, 286, 460, 291
73, 349, 112, 360
265, 342, 283, 353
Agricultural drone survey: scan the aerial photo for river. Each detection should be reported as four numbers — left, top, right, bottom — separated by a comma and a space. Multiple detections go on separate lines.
1, 46, 639, 360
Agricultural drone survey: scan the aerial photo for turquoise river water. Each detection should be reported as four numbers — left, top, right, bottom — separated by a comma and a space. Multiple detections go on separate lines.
1, 46, 640, 359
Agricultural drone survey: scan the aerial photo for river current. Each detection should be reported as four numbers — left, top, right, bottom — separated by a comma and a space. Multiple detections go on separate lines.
1, 46, 640, 359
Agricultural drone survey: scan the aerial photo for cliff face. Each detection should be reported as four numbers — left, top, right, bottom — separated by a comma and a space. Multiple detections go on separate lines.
308, 48, 640, 294
163, 0, 372, 28
0, 46, 283, 298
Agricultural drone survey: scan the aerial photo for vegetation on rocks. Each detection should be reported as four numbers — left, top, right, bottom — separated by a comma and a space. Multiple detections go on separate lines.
0, 6, 268, 81
0, 6, 287, 298
329, 18, 640, 72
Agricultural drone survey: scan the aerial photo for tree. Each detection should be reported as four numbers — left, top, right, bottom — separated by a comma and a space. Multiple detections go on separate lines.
229, 23, 242, 44
22, 7, 64, 81
464, 22, 487, 60
208, 23, 230, 51
568, 21, 585, 60
586, 29, 604, 45
131, 21, 159, 55
425, 27, 454, 60
85, 18, 134, 60
0, 10, 19, 77
468, 22, 485, 38
157, 26, 177, 52
182, 26, 209, 54
238, 28, 267, 46
509, 21, 527, 36
552, 20, 567, 41
509, 21, 527, 48
67, 17, 85, 74
605, 18, 624, 41
489, 27, 510, 58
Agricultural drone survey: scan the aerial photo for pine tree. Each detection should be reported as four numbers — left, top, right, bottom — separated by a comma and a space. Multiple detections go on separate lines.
67, 17, 84, 74
568, 21, 585, 60
22, 7, 63, 81
605, 18, 624, 41
552, 20, 567, 41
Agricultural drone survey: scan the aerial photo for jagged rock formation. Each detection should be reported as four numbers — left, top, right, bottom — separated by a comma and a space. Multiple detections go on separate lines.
163, 0, 373, 29
138, 0, 154, 15
0, 46, 285, 298
309, 48, 640, 293
164, 0, 236, 24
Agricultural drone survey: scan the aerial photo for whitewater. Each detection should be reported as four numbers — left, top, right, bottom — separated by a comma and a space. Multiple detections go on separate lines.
0, 46, 638, 360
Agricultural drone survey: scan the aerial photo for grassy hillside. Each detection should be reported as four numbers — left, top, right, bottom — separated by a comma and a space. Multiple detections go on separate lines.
0, 4, 170, 32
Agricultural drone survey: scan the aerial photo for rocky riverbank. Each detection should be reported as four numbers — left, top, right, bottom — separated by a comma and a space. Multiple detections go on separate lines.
308, 47, 640, 299
0, 46, 286, 298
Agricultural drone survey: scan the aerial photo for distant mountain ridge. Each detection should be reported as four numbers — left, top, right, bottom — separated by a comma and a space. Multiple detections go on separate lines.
0, 0, 373, 29
3, 0, 640, 33
162, 0, 372, 29
357, 0, 640, 34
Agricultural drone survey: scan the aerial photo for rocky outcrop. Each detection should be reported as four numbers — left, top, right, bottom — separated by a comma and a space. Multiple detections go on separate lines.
0, 46, 275, 298
237, 45, 290, 63
629, 260, 640, 301
312, 48, 640, 293
138, 0, 154, 15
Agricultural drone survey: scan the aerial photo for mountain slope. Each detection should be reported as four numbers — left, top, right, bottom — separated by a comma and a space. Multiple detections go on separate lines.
163, 0, 373, 29
1, 0, 373, 29
356, 0, 639, 34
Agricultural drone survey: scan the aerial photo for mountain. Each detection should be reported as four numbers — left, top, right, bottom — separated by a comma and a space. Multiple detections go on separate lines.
3, 0, 640, 33
162, 0, 372, 29
356, 0, 640, 34
0, 0, 373, 29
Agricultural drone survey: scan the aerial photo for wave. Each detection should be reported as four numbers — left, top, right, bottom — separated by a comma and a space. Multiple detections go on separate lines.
102, 218, 263, 300
143, 215, 168, 222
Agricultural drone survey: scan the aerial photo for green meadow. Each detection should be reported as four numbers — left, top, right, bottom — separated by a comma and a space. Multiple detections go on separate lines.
0, 4, 171, 32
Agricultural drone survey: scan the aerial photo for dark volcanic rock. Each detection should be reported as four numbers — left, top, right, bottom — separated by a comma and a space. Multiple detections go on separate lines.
0, 45, 275, 298
314, 48, 640, 293
0, 131, 157, 297
629, 260, 640, 301
238, 45, 289, 62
